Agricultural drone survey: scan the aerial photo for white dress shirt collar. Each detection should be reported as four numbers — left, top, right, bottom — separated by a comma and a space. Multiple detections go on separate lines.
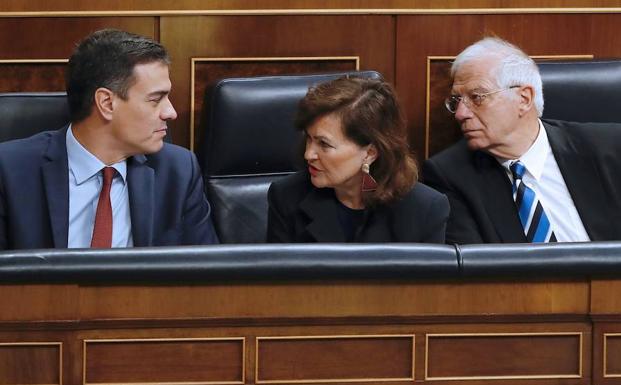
499, 119, 549, 180
66, 125, 127, 184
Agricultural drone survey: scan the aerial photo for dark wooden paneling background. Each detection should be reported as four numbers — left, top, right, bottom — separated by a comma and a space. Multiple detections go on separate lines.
0, 278, 599, 385
3, 0, 621, 11
1, 3, 621, 161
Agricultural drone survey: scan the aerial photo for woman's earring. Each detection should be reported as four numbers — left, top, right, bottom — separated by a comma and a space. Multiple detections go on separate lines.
361, 163, 378, 192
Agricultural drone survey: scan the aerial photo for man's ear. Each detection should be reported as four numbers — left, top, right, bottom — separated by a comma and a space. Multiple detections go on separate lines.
518, 85, 535, 116
365, 144, 378, 165
94, 87, 115, 121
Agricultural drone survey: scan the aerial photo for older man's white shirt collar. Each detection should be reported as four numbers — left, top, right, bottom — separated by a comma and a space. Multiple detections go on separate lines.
500, 120, 549, 180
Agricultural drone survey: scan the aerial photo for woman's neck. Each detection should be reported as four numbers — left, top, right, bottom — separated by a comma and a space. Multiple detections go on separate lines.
335, 185, 364, 209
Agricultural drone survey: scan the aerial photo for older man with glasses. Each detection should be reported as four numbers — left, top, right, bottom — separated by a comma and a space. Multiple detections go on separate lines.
422, 36, 621, 244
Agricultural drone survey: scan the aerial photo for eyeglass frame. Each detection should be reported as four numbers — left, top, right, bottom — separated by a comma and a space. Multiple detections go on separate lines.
444, 85, 521, 114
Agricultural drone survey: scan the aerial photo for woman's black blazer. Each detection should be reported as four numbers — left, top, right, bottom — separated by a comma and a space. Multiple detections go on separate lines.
267, 171, 449, 243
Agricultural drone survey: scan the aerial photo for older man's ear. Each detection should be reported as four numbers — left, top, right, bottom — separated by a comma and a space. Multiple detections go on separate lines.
517, 85, 536, 117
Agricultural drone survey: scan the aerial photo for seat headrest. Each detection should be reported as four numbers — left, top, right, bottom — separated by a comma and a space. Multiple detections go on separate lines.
0, 92, 69, 142
539, 60, 621, 123
200, 71, 383, 177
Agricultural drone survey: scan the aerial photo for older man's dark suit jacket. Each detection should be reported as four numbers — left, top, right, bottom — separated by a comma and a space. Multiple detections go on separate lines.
422, 119, 621, 244
0, 126, 219, 250
266, 170, 449, 243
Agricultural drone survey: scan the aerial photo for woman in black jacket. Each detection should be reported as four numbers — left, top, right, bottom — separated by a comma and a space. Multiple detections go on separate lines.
267, 77, 448, 243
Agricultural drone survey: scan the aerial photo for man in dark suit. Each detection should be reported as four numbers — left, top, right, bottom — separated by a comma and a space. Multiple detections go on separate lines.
423, 37, 621, 244
0, 29, 218, 249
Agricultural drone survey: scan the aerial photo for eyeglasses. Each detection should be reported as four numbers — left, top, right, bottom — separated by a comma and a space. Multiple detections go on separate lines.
444, 85, 521, 114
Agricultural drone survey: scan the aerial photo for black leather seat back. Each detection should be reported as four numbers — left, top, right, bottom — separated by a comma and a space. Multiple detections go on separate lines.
0, 92, 70, 142
200, 71, 383, 243
206, 175, 287, 244
539, 60, 621, 123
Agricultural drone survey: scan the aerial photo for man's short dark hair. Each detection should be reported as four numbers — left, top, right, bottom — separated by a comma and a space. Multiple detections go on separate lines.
66, 29, 170, 123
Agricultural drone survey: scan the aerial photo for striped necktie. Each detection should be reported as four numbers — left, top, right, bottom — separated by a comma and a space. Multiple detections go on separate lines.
510, 161, 557, 243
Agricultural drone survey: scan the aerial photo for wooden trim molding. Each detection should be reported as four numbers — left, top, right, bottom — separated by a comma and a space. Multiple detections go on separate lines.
2, 8, 621, 17
0, 59, 69, 63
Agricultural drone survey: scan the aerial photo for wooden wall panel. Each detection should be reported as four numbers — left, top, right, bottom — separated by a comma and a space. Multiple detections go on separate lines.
605, 335, 621, 376
587, 281, 621, 385
593, 323, 621, 385
84, 338, 244, 384
396, 13, 621, 161
0, 62, 66, 92
592, 280, 621, 314
3, 1, 621, 12
426, 58, 458, 158
426, 333, 582, 380
256, 335, 414, 383
0, 18, 156, 59
0, 285, 78, 322
0, 278, 603, 385
161, 15, 395, 147
0, 343, 61, 385
75, 280, 588, 320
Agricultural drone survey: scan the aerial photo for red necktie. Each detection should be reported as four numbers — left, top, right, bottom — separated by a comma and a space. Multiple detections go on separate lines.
91, 167, 115, 248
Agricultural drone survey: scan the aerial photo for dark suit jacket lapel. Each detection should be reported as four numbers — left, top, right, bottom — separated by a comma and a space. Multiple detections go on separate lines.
42, 126, 70, 248
299, 188, 346, 242
474, 151, 526, 243
545, 121, 614, 240
127, 154, 154, 246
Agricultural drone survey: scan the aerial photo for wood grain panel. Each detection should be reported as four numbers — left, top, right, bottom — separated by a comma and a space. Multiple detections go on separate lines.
4, 0, 621, 12
0, 278, 598, 385
256, 335, 413, 383
84, 338, 244, 384
0, 285, 78, 321
396, 13, 621, 161
426, 57, 458, 158
0, 18, 156, 59
77, 280, 588, 319
426, 333, 582, 380
161, 15, 394, 147
592, 280, 621, 314
0, 62, 66, 92
192, 57, 357, 150
605, 334, 621, 377
594, 325, 621, 385
0, 343, 61, 385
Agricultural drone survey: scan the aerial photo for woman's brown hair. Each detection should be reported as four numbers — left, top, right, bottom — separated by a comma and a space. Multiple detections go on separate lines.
296, 76, 418, 206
